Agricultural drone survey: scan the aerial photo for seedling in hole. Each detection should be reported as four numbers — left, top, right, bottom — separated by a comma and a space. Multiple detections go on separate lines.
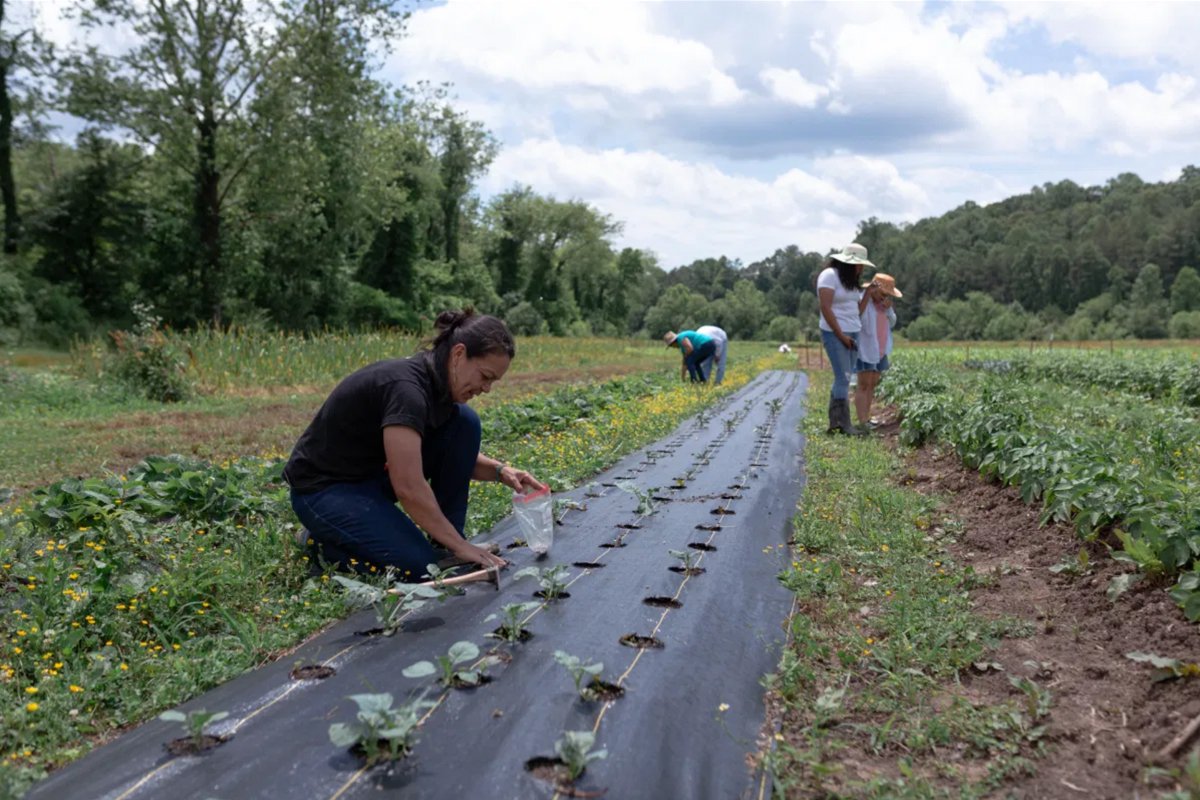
553, 650, 605, 702
616, 480, 657, 516
403, 641, 498, 687
513, 564, 571, 600
724, 418, 736, 433
486, 601, 540, 642
669, 548, 698, 572
768, 398, 782, 414
159, 708, 228, 749
584, 482, 601, 498
554, 498, 586, 522
328, 692, 435, 765
556, 730, 607, 781
334, 574, 445, 636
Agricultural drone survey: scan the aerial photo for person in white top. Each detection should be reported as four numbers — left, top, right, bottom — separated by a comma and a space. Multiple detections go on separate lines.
696, 325, 728, 385
854, 273, 900, 432
816, 243, 874, 434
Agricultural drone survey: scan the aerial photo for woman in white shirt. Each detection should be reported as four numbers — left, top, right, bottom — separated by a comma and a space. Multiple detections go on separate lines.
816, 243, 874, 434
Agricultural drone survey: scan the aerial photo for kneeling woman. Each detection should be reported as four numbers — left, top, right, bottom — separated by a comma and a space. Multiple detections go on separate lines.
284, 310, 545, 578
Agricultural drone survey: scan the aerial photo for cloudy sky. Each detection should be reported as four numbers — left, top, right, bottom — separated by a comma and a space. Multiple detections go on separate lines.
29, 1, 1200, 270
381, 0, 1200, 268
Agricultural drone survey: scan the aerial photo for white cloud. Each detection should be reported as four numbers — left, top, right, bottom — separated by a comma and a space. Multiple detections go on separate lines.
1002, 2, 1200, 67
760, 67, 829, 108
391, 0, 743, 106
482, 139, 934, 267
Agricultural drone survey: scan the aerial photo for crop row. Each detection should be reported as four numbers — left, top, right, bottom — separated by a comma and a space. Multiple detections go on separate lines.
881, 355, 1200, 619
0, 357, 778, 796
962, 351, 1200, 406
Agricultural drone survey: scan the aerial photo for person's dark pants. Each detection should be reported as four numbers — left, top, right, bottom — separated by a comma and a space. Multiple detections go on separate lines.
290, 404, 481, 579
684, 340, 717, 382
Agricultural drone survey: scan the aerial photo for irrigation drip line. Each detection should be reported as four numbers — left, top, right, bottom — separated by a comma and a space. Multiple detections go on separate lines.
29, 370, 809, 800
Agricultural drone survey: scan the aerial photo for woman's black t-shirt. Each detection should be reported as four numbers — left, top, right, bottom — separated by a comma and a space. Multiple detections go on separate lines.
284, 352, 455, 493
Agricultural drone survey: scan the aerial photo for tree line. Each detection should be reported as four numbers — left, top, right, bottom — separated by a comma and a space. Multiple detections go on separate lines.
1, 1, 1199, 349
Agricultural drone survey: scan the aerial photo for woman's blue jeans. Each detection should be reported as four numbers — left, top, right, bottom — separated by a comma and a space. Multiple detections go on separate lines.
820, 329, 858, 401
290, 404, 481, 579
685, 340, 717, 382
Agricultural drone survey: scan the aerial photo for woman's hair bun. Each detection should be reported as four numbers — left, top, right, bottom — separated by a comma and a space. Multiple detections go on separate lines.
434, 307, 477, 333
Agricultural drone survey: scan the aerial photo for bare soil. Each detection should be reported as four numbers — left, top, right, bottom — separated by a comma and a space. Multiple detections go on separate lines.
877, 405, 1200, 798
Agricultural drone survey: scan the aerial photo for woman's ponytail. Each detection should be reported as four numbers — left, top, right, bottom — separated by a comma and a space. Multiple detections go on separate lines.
426, 307, 516, 366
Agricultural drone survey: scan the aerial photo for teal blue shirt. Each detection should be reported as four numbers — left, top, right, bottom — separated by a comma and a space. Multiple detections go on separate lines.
674, 330, 713, 354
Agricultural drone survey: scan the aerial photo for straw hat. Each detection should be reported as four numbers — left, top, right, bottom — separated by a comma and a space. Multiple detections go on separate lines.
863, 273, 903, 298
663, 331, 678, 347
831, 242, 875, 267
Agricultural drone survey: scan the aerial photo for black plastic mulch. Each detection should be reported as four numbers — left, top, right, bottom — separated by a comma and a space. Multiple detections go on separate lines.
29, 370, 808, 800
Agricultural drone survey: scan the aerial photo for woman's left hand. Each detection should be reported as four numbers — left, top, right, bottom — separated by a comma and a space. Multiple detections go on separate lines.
500, 466, 546, 494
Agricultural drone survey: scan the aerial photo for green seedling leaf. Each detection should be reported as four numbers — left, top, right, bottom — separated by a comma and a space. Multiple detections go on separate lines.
402, 661, 437, 679
1107, 573, 1139, 602
447, 641, 480, 664
1126, 651, 1200, 682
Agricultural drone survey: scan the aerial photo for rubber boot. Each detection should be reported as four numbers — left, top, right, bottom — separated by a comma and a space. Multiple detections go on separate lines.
836, 399, 865, 436
827, 398, 840, 434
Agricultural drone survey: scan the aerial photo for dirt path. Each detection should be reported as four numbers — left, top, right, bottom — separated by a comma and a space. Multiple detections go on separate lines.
882, 408, 1200, 798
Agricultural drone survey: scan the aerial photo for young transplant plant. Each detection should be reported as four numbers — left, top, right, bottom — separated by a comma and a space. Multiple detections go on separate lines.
334, 574, 444, 636
487, 601, 541, 643
553, 650, 605, 702
669, 548, 699, 572
514, 564, 571, 600
555, 730, 608, 781
159, 708, 229, 751
616, 480, 657, 516
403, 641, 498, 688
328, 692, 436, 765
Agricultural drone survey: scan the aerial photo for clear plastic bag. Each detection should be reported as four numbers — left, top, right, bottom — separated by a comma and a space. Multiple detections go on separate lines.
512, 485, 553, 556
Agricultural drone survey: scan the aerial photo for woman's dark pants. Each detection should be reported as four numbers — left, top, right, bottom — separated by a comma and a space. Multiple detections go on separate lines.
685, 340, 718, 382
290, 404, 481, 579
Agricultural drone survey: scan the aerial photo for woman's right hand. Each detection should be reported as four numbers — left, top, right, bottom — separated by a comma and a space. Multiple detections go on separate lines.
838, 333, 857, 350
452, 540, 508, 570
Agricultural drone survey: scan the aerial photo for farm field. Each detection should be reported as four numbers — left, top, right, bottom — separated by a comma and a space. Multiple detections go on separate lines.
0, 333, 789, 796
4, 334, 1200, 798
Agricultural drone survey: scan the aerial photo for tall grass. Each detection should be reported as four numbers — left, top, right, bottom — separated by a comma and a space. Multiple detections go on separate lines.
70, 329, 676, 392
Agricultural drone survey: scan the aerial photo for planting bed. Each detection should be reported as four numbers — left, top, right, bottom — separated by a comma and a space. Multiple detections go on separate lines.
27, 370, 807, 800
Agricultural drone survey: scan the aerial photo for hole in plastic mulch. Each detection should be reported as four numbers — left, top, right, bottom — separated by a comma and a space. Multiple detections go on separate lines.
668, 566, 706, 576
695, 523, 722, 531
643, 596, 682, 609
448, 673, 494, 690
289, 664, 336, 681
710, 508, 735, 515
165, 735, 229, 756
572, 561, 606, 569
599, 541, 626, 549
491, 627, 534, 643
688, 542, 717, 552
585, 678, 625, 702
615, 523, 642, 530
619, 633, 664, 649
533, 590, 571, 601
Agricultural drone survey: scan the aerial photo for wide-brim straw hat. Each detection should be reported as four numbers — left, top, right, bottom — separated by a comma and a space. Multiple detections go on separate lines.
831, 242, 875, 267
862, 272, 903, 298
663, 331, 678, 347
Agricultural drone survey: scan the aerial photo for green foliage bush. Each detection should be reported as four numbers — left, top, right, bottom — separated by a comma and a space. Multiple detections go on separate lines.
106, 303, 194, 402
1168, 310, 1200, 339
27, 281, 94, 348
504, 301, 546, 335
342, 282, 419, 331
764, 314, 802, 343
0, 269, 34, 346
